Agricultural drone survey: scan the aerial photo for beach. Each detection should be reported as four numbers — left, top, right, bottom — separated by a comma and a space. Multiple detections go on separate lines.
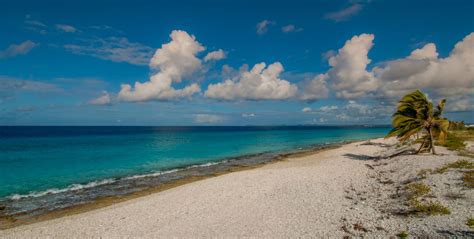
1, 137, 473, 238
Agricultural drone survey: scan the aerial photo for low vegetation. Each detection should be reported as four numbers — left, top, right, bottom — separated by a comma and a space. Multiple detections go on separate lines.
467, 218, 474, 229
440, 132, 466, 151
462, 171, 474, 188
443, 128, 474, 157
406, 182, 431, 197
405, 182, 450, 216
432, 159, 474, 174
396, 231, 409, 238
409, 199, 451, 216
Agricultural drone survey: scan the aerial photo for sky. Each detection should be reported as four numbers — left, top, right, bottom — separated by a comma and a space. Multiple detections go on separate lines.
0, 0, 473, 126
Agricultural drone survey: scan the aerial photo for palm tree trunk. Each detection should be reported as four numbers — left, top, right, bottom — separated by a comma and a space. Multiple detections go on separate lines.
416, 137, 427, 154
428, 127, 436, 155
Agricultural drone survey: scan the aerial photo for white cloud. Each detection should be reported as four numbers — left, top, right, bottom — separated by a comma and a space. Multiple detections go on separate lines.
336, 113, 350, 121
0, 40, 38, 59
204, 49, 226, 62
56, 24, 78, 33
281, 24, 303, 33
302, 107, 312, 113
318, 32, 473, 102
64, 37, 154, 65
194, 114, 224, 124
118, 30, 203, 102
242, 113, 256, 117
299, 74, 329, 101
319, 105, 338, 112
205, 62, 298, 100
324, 3, 363, 22
256, 20, 275, 35
408, 43, 438, 60
448, 96, 474, 112
332, 101, 390, 122
375, 32, 474, 99
326, 33, 378, 99
89, 91, 111, 105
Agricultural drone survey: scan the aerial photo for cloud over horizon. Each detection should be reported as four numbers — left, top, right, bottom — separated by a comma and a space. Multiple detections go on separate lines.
205, 62, 298, 100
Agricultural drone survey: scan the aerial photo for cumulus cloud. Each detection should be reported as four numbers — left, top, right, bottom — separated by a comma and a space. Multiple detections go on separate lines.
374, 33, 474, 99
325, 34, 378, 99
204, 49, 226, 62
205, 62, 298, 100
56, 24, 78, 33
408, 43, 438, 60
318, 32, 473, 103
118, 30, 204, 102
299, 74, 329, 101
281, 24, 303, 33
64, 37, 154, 65
256, 20, 275, 35
324, 3, 363, 22
89, 91, 112, 105
0, 40, 38, 59
194, 114, 224, 124
302, 107, 312, 113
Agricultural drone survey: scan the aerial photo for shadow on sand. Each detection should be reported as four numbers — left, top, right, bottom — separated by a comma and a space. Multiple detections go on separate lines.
343, 153, 378, 161
344, 149, 416, 161
360, 141, 393, 148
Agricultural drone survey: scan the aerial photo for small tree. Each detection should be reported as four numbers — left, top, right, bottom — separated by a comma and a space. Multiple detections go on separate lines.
386, 90, 449, 154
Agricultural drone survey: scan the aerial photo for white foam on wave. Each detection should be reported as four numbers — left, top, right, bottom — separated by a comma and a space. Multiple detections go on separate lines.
123, 168, 180, 180
6, 160, 229, 201
8, 178, 116, 200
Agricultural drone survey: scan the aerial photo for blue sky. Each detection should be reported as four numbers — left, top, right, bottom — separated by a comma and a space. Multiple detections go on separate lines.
1, 0, 473, 125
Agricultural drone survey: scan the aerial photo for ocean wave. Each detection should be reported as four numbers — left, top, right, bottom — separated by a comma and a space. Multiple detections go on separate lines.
8, 178, 117, 200
6, 160, 230, 201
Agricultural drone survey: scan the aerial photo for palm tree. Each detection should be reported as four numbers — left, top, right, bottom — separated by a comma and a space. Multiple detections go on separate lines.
386, 90, 449, 154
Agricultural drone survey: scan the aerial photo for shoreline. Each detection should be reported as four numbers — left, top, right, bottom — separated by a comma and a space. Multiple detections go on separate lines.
2, 137, 471, 237
0, 139, 351, 230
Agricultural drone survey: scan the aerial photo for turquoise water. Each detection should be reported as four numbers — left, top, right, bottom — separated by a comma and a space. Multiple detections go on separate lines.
0, 126, 389, 201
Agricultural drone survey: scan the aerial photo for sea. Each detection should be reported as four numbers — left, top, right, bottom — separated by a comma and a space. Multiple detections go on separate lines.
0, 126, 389, 220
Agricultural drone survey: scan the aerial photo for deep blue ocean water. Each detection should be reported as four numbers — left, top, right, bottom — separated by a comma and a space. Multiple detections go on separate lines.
0, 126, 389, 202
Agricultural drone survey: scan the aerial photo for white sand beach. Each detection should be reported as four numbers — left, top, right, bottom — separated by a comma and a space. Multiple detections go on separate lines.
1, 138, 473, 238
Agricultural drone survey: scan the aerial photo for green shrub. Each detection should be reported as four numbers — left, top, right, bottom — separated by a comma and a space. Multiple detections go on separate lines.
409, 198, 451, 216
463, 171, 474, 188
432, 160, 474, 174
397, 231, 409, 238
406, 183, 431, 198
467, 218, 474, 229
